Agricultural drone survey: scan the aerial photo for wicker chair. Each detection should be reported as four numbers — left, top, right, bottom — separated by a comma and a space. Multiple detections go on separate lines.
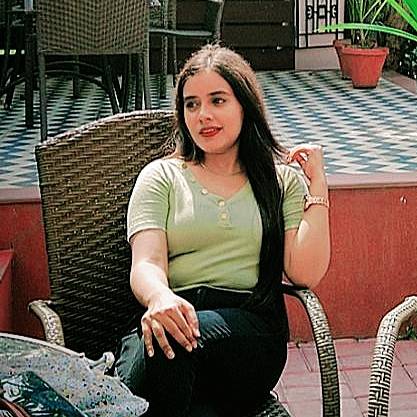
367, 296, 417, 417
148, 0, 225, 99
36, 0, 150, 141
30, 110, 341, 417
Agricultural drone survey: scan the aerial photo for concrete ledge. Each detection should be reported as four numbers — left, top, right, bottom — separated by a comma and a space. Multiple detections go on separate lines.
328, 172, 417, 189
0, 187, 41, 204
1, 170, 416, 205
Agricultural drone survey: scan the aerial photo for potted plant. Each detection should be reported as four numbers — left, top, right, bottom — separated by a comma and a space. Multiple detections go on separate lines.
333, 38, 352, 79
322, 0, 417, 88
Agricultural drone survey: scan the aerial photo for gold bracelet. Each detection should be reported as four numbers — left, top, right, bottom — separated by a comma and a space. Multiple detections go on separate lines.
304, 194, 329, 210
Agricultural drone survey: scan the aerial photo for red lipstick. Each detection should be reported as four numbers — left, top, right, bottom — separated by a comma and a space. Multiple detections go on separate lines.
199, 127, 221, 137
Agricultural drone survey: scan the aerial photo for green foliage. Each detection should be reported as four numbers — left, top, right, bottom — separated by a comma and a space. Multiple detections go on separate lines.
320, 0, 417, 47
347, 0, 389, 47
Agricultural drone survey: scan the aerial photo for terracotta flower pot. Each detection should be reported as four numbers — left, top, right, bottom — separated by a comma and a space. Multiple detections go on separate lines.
341, 46, 389, 88
333, 38, 351, 79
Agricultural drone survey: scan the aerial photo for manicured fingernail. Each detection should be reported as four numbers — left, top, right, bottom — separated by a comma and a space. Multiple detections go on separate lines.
148, 349, 154, 357
167, 351, 175, 359
186, 344, 192, 352
192, 341, 198, 349
195, 329, 200, 337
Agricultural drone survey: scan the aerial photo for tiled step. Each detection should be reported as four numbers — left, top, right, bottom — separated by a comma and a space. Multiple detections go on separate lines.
0, 249, 13, 332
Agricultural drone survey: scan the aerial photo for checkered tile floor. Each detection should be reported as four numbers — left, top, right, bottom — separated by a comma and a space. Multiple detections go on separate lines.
1, 70, 417, 188
259, 71, 417, 175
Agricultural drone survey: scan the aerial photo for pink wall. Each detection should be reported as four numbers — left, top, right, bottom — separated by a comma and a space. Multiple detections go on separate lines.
0, 188, 50, 339
288, 179, 417, 341
1, 181, 417, 342
0, 249, 13, 331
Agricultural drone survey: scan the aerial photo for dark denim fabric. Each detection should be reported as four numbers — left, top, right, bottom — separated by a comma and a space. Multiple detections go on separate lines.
115, 286, 288, 417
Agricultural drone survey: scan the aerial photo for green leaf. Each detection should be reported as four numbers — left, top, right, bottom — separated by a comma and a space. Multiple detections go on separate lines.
320, 0, 417, 46
320, 22, 417, 43
403, 0, 417, 21
386, 0, 417, 31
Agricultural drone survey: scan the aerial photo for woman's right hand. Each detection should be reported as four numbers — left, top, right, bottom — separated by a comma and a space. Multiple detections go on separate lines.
141, 289, 200, 359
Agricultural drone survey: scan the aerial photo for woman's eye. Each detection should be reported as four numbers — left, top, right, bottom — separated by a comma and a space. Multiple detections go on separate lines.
213, 97, 225, 105
185, 101, 198, 110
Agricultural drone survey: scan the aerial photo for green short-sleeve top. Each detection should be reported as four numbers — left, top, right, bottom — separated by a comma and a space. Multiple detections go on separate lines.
127, 158, 306, 292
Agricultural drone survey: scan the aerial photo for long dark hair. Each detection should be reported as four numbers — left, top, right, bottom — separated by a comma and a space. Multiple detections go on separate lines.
174, 44, 288, 314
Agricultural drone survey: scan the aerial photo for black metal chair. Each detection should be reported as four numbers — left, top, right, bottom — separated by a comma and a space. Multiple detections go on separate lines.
35, 0, 150, 141
148, 0, 225, 99
30, 110, 341, 417
0, 0, 19, 99
0, 0, 32, 123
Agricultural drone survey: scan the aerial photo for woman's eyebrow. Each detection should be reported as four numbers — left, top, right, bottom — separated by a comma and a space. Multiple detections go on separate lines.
209, 90, 230, 96
184, 90, 230, 101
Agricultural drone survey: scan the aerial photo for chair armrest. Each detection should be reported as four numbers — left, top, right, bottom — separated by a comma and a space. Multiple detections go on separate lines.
28, 299, 65, 347
282, 284, 340, 417
250, 394, 291, 417
367, 295, 417, 417
88, 351, 116, 373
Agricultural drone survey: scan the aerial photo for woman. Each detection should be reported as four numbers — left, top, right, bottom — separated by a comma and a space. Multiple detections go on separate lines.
116, 44, 330, 417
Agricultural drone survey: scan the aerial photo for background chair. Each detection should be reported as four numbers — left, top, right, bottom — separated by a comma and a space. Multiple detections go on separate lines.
36, 0, 150, 141
30, 110, 340, 417
0, 0, 30, 120
148, 0, 225, 99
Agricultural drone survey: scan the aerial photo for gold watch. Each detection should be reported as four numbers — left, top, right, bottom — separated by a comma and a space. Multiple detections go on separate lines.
304, 194, 329, 210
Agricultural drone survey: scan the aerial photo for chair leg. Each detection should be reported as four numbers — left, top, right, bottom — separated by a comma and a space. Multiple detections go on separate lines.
102, 56, 120, 114
134, 54, 143, 110
159, 35, 168, 99
4, 65, 18, 110
171, 37, 177, 85
121, 55, 132, 112
143, 35, 152, 109
39, 54, 48, 142
24, 13, 36, 128
72, 55, 81, 99
0, 9, 12, 93
3, 26, 24, 110
112, 69, 123, 107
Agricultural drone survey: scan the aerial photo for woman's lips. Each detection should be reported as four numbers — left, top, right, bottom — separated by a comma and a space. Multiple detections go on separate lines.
199, 127, 221, 137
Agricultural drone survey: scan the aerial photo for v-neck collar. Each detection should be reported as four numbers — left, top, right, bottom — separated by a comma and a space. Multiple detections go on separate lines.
175, 158, 251, 203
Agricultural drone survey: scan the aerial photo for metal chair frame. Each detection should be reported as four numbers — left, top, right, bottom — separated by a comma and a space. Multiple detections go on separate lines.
0, 0, 33, 126
148, 0, 225, 99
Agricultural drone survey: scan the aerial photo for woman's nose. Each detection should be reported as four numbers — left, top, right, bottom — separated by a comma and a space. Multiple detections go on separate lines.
198, 104, 213, 121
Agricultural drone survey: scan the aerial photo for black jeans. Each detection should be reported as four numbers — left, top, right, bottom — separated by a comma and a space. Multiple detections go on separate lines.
115, 286, 288, 417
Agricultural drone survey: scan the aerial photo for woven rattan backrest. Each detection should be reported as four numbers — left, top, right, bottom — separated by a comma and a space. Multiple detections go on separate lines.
36, 0, 149, 55
35, 110, 174, 358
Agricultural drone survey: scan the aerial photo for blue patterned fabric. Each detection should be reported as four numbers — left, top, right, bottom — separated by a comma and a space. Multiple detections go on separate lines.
0, 333, 148, 417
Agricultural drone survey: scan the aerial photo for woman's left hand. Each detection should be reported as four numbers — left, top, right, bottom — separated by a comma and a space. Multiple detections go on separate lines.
286, 144, 326, 183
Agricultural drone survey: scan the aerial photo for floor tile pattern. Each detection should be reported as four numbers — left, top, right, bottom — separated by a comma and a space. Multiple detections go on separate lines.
276, 338, 417, 417
259, 71, 417, 175
1, 70, 417, 188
